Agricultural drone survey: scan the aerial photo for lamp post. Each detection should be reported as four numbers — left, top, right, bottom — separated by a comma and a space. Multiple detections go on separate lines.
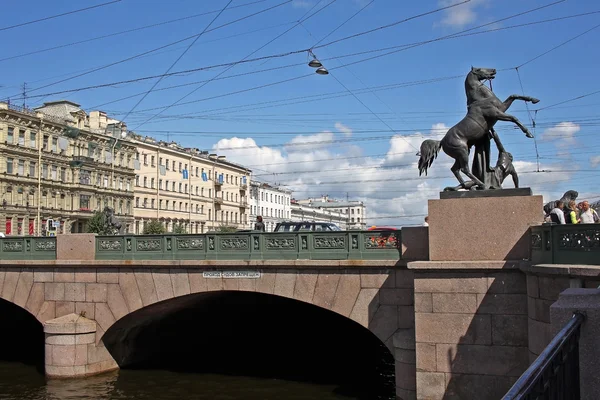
36, 115, 43, 236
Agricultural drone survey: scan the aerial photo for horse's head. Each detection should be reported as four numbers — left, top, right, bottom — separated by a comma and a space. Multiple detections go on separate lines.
470, 66, 496, 81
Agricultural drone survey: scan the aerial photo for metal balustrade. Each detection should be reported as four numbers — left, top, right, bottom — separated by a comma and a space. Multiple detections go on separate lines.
531, 225, 600, 265
502, 312, 585, 400
94, 230, 401, 261
0, 236, 57, 260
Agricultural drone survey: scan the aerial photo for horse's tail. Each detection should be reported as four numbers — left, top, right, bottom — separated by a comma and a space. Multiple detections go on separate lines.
417, 139, 442, 176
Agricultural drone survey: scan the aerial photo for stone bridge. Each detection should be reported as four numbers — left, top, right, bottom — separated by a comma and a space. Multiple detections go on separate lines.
1, 193, 599, 400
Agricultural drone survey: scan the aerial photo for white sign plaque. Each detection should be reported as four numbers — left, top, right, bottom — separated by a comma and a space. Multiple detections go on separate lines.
203, 271, 261, 279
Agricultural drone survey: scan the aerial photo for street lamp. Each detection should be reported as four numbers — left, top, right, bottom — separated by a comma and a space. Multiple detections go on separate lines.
307, 51, 328, 75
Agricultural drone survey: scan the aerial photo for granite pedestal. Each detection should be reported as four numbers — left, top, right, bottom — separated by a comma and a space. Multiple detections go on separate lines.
428, 189, 543, 261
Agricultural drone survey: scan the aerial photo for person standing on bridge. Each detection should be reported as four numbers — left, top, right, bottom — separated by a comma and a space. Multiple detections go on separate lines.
254, 216, 265, 232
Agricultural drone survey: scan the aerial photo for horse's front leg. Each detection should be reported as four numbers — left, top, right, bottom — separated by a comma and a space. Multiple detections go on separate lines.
492, 111, 534, 138
502, 94, 540, 111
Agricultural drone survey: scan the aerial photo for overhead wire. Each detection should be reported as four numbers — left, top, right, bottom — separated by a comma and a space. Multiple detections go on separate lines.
128, 0, 340, 129
9, 0, 294, 97
0, 0, 123, 32
0, 0, 271, 63
110, 5, 594, 117
120, 0, 234, 122
9, 8, 597, 105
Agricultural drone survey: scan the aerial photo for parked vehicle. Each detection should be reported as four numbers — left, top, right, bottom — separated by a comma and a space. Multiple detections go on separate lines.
273, 221, 342, 232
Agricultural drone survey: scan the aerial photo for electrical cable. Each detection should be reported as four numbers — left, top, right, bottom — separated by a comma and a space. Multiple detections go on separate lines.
0, 0, 271, 63
0, 0, 122, 32
129, 0, 340, 129
120, 0, 234, 122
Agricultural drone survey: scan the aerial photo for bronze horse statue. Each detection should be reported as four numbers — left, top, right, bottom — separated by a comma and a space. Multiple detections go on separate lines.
418, 67, 540, 190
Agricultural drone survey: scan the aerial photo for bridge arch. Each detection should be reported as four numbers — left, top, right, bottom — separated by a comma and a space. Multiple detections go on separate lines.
0, 297, 44, 368
96, 268, 403, 350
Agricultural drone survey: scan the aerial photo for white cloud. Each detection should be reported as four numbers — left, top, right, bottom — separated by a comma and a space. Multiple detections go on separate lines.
285, 131, 335, 151
437, 0, 489, 28
335, 122, 352, 137
590, 155, 600, 168
540, 121, 581, 146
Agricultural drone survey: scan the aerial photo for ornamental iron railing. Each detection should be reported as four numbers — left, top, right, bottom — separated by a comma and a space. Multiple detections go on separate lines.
95, 230, 401, 261
531, 225, 600, 265
502, 312, 585, 400
0, 236, 57, 260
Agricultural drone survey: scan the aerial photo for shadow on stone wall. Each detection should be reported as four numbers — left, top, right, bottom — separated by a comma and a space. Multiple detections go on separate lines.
414, 267, 530, 400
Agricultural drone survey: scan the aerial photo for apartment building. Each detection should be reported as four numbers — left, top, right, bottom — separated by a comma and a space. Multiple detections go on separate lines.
296, 195, 367, 229
132, 136, 251, 234
0, 101, 136, 235
249, 181, 292, 232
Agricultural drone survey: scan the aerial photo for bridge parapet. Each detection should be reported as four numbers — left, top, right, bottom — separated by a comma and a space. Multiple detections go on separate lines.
94, 230, 402, 261
0, 236, 57, 260
531, 224, 600, 265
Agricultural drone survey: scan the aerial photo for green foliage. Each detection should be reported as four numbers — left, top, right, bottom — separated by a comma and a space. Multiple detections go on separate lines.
143, 220, 166, 235
86, 212, 113, 235
171, 223, 187, 234
216, 225, 237, 233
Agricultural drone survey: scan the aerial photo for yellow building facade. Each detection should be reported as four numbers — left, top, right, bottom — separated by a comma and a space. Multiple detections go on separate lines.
132, 136, 251, 234
0, 101, 136, 235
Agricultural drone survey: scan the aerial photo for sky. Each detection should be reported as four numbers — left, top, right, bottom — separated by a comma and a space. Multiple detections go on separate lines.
1, 0, 599, 227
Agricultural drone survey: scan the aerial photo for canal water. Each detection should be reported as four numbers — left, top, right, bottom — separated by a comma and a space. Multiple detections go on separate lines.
0, 361, 384, 400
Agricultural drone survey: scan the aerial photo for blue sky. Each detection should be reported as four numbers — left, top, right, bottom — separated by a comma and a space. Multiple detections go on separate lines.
1, 0, 599, 225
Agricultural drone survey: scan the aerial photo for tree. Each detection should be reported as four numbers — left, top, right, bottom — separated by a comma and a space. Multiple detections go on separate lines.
86, 211, 113, 235
172, 223, 187, 234
143, 220, 166, 235
216, 225, 237, 233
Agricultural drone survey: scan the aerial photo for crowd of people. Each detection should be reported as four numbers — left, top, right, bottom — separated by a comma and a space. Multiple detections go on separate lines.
545, 199, 599, 224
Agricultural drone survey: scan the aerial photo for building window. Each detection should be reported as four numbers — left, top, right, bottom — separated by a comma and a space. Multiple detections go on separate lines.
135, 176, 140, 186
51, 165, 57, 180
151, 156, 155, 167
104, 176, 108, 187
172, 161, 175, 170
119, 178, 123, 190
61, 168, 66, 182
80, 195, 90, 209
42, 163, 48, 179
17, 159, 24, 175
185, 184, 188, 194
195, 167, 199, 176
143, 154, 148, 165
6, 157, 13, 174
52, 137, 58, 152
29, 132, 36, 147
178, 162, 182, 172
7, 127, 14, 143
165, 159, 169, 170
18, 130, 25, 145
126, 200, 131, 214
151, 178, 155, 189
151, 199, 155, 209
172, 182, 175, 191
179, 183, 182, 192
80, 169, 91, 185
29, 161, 36, 177
143, 177, 147, 187
126, 179, 131, 191
143, 198, 148, 208
159, 200, 163, 209
165, 180, 169, 190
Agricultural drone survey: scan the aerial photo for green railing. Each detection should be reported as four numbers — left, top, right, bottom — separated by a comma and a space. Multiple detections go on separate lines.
0, 236, 57, 260
531, 224, 600, 265
95, 230, 401, 261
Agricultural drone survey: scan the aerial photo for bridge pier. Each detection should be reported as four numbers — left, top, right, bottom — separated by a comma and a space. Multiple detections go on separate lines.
43, 313, 118, 378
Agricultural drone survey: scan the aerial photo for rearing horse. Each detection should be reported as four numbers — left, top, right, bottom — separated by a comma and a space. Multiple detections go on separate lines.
417, 67, 539, 189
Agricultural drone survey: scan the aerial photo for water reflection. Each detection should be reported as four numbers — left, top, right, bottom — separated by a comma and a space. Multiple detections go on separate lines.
0, 362, 369, 400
